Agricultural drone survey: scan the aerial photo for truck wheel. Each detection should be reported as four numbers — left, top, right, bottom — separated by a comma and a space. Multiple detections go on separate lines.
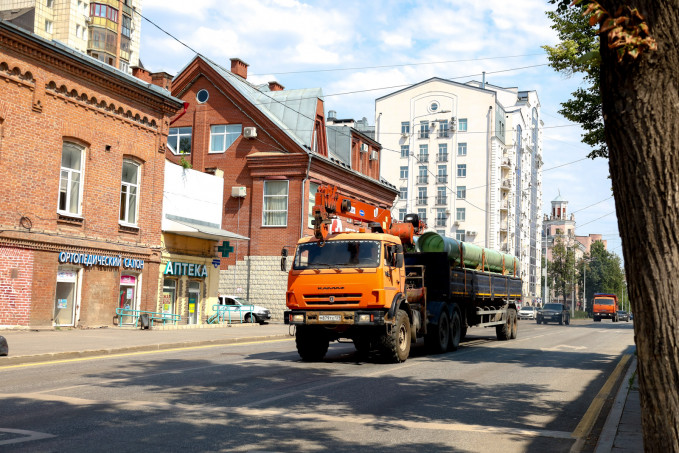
496, 310, 511, 341
425, 310, 450, 354
295, 326, 329, 362
379, 309, 411, 363
509, 309, 518, 339
448, 308, 462, 351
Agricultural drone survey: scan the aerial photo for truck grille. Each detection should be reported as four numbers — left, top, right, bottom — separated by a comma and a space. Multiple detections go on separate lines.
304, 293, 362, 305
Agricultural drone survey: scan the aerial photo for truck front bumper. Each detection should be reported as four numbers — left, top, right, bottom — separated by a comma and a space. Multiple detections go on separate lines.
284, 310, 386, 326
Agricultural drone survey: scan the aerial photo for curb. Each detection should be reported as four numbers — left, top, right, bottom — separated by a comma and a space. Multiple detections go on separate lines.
0, 334, 292, 366
594, 355, 637, 453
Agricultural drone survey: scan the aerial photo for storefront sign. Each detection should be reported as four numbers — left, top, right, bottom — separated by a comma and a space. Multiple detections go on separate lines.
57, 270, 77, 282
163, 261, 208, 278
57, 299, 68, 309
58, 252, 144, 270
120, 275, 136, 285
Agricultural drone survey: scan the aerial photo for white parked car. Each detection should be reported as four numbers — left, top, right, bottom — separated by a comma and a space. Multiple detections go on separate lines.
518, 306, 537, 320
217, 295, 271, 324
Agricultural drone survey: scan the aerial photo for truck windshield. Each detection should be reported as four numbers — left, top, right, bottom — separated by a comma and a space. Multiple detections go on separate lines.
595, 298, 615, 305
293, 240, 381, 270
542, 303, 562, 311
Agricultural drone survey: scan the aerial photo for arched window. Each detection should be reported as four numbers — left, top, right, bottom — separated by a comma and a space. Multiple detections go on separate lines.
120, 159, 140, 225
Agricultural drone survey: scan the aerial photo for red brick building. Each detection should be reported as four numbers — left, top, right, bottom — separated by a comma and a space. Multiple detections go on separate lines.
0, 22, 182, 328
165, 56, 397, 318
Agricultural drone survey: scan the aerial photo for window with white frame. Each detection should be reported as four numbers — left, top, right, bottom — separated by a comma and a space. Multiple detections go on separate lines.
437, 165, 447, 183
120, 159, 140, 225
417, 208, 427, 223
436, 208, 447, 227
455, 229, 466, 241
456, 207, 466, 222
399, 187, 407, 199
45, 19, 53, 33
58, 142, 84, 215
457, 185, 466, 199
263, 180, 289, 226
47, 0, 54, 7
401, 122, 410, 135
307, 182, 319, 228
418, 144, 428, 161
167, 127, 192, 155
419, 121, 429, 139
210, 124, 242, 153
401, 145, 409, 158
438, 143, 448, 161
457, 164, 467, 177
399, 166, 408, 179
458, 142, 467, 156
398, 208, 406, 221
417, 187, 427, 204
458, 118, 468, 132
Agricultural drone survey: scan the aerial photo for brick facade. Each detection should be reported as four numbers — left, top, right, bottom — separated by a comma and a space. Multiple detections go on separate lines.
0, 22, 182, 328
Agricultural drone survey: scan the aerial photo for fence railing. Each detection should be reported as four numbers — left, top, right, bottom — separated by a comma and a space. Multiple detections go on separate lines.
207, 304, 256, 324
115, 308, 181, 328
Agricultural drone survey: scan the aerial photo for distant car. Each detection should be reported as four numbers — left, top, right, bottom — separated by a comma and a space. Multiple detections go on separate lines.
518, 306, 537, 320
536, 303, 570, 325
218, 295, 271, 324
616, 310, 630, 322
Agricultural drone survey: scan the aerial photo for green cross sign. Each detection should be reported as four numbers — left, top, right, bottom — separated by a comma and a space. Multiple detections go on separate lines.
217, 241, 234, 257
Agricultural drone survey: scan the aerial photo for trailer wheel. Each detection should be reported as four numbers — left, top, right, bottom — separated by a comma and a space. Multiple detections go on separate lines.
295, 326, 329, 362
379, 309, 411, 363
496, 310, 512, 341
448, 308, 462, 351
426, 310, 450, 354
509, 309, 518, 339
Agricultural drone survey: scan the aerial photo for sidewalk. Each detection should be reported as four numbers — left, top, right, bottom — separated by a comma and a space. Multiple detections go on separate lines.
0, 322, 292, 366
0, 323, 643, 452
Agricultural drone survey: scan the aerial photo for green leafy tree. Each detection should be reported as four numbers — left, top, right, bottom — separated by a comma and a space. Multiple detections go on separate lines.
548, 233, 576, 306
582, 240, 625, 311
547, 1, 677, 449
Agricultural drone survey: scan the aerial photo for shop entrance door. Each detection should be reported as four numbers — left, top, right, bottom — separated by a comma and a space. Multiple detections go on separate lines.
54, 268, 78, 326
119, 274, 138, 325
162, 279, 176, 318
187, 281, 200, 324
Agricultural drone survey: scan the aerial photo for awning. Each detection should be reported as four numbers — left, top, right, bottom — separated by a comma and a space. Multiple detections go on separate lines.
162, 215, 249, 241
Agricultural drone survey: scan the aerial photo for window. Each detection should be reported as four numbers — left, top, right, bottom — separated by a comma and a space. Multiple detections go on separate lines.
417, 187, 427, 205
58, 143, 84, 215
47, 0, 54, 7
120, 160, 139, 225
436, 208, 447, 227
122, 15, 131, 38
398, 209, 406, 221
210, 124, 242, 153
436, 186, 446, 204
399, 166, 408, 179
401, 145, 409, 158
419, 121, 429, 139
417, 166, 428, 184
399, 187, 407, 199
438, 120, 449, 137
456, 207, 466, 221
437, 165, 447, 184
455, 230, 466, 241
45, 19, 53, 33
263, 180, 288, 226
458, 143, 467, 156
417, 208, 427, 223
418, 144, 428, 162
430, 101, 439, 112
457, 186, 466, 199
401, 122, 410, 135
438, 143, 448, 162
167, 127, 192, 154
308, 182, 319, 228
436, 230, 445, 236
457, 164, 467, 178
458, 118, 468, 132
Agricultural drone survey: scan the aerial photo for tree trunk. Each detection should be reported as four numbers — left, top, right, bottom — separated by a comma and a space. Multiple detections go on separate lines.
599, 1, 679, 450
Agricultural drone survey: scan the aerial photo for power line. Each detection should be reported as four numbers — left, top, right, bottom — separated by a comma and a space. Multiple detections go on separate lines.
572, 196, 613, 214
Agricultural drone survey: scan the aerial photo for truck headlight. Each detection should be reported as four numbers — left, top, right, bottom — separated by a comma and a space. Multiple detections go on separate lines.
292, 314, 304, 322
358, 314, 372, 323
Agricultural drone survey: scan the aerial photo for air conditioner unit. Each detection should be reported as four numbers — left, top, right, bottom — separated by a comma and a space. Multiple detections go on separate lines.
360, 143, 369, 153
401, 133, 409, 139
453, 221, 460, 226
243, 127, 257, 139
468, 230, 477, 236
450, 117, 457, 131
369, 150, 378, 161
231, 186, 246, 198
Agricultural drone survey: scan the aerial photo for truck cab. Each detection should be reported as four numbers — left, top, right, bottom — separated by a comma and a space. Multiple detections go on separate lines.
592, 293, 619, 322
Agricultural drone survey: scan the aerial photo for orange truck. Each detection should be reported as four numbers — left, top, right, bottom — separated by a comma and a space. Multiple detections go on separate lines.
282, 185, 522, 363
592, 293, 619, 322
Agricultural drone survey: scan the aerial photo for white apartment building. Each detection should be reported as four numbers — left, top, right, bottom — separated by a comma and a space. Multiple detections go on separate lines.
0, 0, 142, 73
375, 78, 543, 299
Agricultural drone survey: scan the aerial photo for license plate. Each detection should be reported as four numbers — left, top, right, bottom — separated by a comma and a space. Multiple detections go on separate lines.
319, 315, 341, 322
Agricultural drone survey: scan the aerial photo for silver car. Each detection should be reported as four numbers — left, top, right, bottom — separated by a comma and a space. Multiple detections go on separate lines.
518, 306, 537, 320
218, 295, 271, 324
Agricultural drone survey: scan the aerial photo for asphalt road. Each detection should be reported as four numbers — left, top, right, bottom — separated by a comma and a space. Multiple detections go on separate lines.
0, 319, 635, 452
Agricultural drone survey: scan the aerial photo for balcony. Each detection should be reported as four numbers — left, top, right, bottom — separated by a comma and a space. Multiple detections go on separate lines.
501, 158, 511, 168
436, 153, 448, 163
416, 176, 428, 184
418, 131, 430, 139
435, 219, 447, 227
500, 200, 510, 211
417, 154, 429, 163
435, 196, 447, 205
416, 197, 428, 206
438, 130, 449, 138
501, 178, 511, 190
437, 175, 448, 184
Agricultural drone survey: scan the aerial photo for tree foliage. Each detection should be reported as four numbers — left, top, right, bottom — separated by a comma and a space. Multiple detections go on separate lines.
548, 234, 577, 304
581, 240, 625, 313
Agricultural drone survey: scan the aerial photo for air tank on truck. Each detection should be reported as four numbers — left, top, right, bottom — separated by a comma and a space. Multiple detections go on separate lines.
281, 185, 522, 363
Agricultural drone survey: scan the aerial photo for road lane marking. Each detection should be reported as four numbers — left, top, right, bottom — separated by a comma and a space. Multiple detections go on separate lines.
0, 428, 55, 446
0, 338, 294, 370
0, 393, 572, 440
570, 354, 631, 449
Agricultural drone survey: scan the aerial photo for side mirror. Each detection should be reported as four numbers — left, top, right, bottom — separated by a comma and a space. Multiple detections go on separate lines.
395, 253, 404, 268
281, 247, 289, 272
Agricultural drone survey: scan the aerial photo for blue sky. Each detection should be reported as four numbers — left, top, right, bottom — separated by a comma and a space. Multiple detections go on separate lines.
138, 0, 621, 257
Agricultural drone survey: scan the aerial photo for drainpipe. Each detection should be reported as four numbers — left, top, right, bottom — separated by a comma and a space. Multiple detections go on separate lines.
300, 152, 313, 238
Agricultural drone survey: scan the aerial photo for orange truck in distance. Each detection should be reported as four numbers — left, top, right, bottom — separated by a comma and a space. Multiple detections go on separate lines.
282, 185, 522, 363
592, 293, 619, 322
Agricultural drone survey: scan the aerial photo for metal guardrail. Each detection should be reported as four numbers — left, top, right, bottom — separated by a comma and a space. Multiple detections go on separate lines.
207, 304, 256, 324
115, 308, 180, 328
